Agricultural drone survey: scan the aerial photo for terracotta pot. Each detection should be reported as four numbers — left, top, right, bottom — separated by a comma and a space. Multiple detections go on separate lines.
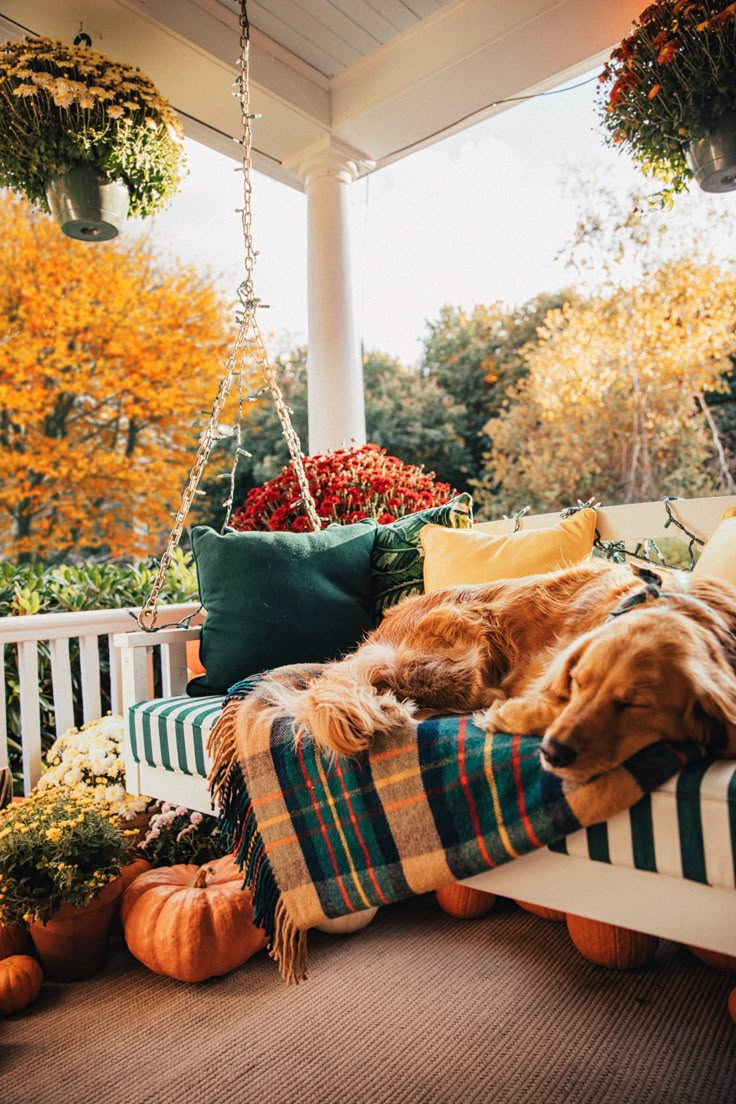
29, 876, 123, 981
46, 165, 130, 241
119, 810, 153, 847
686, 110, 736, 193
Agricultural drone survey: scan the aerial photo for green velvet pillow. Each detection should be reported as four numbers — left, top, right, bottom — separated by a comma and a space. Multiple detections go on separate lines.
189, 520, 377, 695
370, 493, 473, 622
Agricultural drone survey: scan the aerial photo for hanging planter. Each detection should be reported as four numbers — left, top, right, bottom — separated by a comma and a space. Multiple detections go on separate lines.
598, 2, 736, 203
686, 108, 736, 192
0, 35, 186, 239
46, 165, 130, 241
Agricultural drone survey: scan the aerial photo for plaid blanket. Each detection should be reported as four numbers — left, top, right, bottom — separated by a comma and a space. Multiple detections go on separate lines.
208, 664, 706, 983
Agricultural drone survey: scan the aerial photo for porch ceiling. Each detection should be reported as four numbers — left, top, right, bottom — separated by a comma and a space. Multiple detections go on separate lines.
0, 0, 643, 189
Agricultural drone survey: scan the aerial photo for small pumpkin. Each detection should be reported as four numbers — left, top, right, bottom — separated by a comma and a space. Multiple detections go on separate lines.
0, 955, 43, 1015
686, 945, 736, 974
315, 907, 379, 934
435, 884, 496, 919
121, 854, 266, 982
515, 899, 566, 923
728, 987, 736, 1024
0, 923, 33, 960
566, 914, 659, 969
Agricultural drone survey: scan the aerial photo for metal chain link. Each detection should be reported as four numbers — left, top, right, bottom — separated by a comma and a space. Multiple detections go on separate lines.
136, 0, 319, 632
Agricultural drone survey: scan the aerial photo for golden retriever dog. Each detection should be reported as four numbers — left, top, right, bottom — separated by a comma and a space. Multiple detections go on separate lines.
273, 560, 736, 782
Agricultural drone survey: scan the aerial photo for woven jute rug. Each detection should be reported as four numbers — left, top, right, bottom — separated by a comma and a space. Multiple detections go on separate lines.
3, 896, 735, 1104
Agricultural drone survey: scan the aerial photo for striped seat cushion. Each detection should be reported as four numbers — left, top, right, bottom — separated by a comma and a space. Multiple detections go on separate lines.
128, 694, 223, 779
550, 759, 736, 890
128, 696, 736, 891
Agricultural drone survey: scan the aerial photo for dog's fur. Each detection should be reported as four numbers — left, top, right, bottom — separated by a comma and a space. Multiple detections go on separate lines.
271, 560, 736, 782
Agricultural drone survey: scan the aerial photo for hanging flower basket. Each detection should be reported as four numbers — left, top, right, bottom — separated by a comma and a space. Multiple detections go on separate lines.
686, 107, 736, 192
597, 2, 736, 202
0, 35, 186, 237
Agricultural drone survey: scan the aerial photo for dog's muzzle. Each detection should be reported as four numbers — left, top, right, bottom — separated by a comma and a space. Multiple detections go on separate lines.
540, 737, 577, 769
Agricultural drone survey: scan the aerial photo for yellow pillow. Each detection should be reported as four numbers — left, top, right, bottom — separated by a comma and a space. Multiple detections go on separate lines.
692, 507, 736, 584
420, 509, 597, 592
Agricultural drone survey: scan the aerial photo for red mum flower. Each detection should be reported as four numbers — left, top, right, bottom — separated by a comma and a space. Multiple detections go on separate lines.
230, 443, 457, 533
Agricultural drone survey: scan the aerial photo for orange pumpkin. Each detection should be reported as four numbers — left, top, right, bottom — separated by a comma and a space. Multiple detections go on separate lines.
121, 854, 266, 982
728, 988, 736, 1024
566, 914, 659, 969
515, 899, 566, 922
435, 884, 496, 919
0, 924, 33, 960
120, 857, 153, 895
0, 955, 43, 1015
686, 945, 736, 974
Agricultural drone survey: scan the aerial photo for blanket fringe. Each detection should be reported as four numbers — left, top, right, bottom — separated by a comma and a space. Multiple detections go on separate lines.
211, 743, 306, 981
207, 699, 239, 809
206, 669, 325, 983
270, 897, 308, 984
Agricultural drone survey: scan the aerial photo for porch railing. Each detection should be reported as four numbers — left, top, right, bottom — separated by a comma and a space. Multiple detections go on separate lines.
0, 603, 202, 795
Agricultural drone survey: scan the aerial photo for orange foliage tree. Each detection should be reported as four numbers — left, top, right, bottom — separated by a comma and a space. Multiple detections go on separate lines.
0, 193, 234, 560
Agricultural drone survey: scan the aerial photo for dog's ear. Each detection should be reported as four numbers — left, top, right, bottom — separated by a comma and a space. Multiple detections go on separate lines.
682, 642, 736, 754
543, 637, 585, 699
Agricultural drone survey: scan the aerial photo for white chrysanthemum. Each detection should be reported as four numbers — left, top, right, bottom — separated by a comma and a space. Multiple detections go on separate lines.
38, 715, 150, 816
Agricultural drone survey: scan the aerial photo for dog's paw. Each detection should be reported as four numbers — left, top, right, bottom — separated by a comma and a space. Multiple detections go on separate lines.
475, 696, 554, 736
472, 700, 506, 733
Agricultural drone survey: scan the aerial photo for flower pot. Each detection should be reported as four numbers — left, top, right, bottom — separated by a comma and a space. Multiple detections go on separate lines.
45, 165, 130, 241
686, 110, 736, 193
29, 876, 123, 981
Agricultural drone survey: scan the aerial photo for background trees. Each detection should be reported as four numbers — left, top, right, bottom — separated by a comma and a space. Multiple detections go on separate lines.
3, 186, 736, 560
472, 191, 736, 515
0, 194, 233, 561
476, 259, 736, 515
417, 293, 578, 489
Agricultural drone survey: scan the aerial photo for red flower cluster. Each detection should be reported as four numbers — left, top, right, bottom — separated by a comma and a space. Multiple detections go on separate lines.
230, 443, 455, 532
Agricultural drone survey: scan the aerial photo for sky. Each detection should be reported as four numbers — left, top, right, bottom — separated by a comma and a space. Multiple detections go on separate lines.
135, 66, 736, 368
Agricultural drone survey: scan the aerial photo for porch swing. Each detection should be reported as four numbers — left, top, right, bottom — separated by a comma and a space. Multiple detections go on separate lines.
116, 2, 736, 982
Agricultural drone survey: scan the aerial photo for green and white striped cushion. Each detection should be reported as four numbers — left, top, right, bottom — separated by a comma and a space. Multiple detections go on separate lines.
550, 759, 736, 890
129, 695, 736, 891
128, 694, 223, 778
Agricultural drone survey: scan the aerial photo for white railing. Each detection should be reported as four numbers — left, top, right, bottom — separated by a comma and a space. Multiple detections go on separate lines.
0, 603, 203, 795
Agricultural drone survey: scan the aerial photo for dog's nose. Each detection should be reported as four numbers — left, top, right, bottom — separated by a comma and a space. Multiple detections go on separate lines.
540, 737, 577, 769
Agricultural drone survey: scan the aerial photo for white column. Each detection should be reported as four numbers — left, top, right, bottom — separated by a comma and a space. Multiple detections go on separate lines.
296, 143, 371, 455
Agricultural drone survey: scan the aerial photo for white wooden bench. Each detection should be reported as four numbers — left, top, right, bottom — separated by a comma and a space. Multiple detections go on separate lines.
115, 496, 736, 956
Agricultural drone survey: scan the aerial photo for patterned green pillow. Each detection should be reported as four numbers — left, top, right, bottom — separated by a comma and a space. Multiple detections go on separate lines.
370, 493, 473, 622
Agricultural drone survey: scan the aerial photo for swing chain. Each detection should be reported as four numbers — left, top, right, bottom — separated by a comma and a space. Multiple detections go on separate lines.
237, 3, 258, 313
234, 8, 321, 535
136, 0, 320, 632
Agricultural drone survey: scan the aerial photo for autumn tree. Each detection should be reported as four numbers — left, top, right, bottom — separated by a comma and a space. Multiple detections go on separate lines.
0, 192, 234, 561
418, 292, 579, 489
477, 257, 736, 515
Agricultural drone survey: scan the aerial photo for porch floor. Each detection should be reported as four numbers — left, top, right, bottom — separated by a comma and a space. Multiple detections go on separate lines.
5, 894, 735, 1103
